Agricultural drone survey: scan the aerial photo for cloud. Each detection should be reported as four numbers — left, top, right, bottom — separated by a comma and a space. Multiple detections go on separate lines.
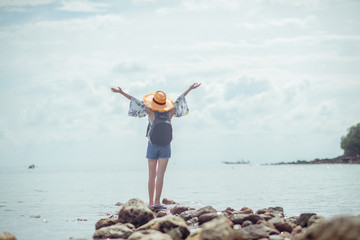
242, 15, 318, 29
57, 0, 110, 12
0, 0, 54, 7
1, 0, 360, 166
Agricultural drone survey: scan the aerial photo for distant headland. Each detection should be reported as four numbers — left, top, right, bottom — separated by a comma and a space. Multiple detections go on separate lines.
274, 122, 360, 165
272, 154, 360, 165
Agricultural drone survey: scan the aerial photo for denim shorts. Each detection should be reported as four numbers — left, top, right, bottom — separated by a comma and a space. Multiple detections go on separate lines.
146, 141, 171, 160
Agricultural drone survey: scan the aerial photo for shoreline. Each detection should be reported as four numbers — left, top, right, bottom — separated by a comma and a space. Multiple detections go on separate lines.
90, 198, 360, 240
271, 154, 360, 165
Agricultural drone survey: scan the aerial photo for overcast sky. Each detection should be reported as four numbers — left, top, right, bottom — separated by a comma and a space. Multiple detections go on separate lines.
1, 0, 359, 167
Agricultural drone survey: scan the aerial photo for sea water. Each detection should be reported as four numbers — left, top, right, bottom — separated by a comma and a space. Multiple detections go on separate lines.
1, 163, 360, 240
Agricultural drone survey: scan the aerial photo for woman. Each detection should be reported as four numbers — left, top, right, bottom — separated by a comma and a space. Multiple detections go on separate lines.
111, 83, 201, 209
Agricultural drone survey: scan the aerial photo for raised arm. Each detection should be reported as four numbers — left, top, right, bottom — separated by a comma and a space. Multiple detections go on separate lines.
111, 87, 132, 100
183, 83, 201, 97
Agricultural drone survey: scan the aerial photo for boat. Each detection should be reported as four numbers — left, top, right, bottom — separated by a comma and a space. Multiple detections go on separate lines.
222, 160, 250, 164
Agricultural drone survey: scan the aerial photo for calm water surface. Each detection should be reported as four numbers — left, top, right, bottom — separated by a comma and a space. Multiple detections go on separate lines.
1, 163, 359, 240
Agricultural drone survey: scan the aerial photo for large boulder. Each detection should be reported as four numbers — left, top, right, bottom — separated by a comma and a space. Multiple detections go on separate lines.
137, 215, 190, 240
118, 198, 155, 227
93, 223, 135, 239
241, 224, 279, 239
301, 216, 360, 240
95, 218, 118, 230
199, 217, 236, 240
128, 229, 172, 240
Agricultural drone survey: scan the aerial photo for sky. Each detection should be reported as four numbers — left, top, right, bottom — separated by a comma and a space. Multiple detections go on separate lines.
0, 0, 360, 167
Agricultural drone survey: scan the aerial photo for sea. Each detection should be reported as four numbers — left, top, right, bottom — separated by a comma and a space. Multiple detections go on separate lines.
1, 163, 360, 240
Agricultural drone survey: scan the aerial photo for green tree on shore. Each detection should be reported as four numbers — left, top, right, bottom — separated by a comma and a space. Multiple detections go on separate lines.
341, 122, 360, 156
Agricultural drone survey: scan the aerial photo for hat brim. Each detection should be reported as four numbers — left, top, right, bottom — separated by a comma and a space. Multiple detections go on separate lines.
143, 93, 174, 112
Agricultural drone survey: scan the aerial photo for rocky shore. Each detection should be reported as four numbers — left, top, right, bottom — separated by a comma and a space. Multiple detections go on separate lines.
90, 198, 360, 240
272, 154, 360, 165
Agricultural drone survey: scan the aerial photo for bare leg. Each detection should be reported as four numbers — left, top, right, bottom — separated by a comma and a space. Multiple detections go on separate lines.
154, 158, 169, 206
148, 159, 157, 206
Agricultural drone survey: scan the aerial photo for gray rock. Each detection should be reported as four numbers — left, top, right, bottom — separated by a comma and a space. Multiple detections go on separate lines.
241, 220, 252, 227
162, 198, 177, 205
95, 218, 118, 230
199, 217, 235, 240
128, 229, 172, 240
230, 213, 264, 224
179, 210, 195, 221
268, 216, 293, 233
295, 213, 316, 227
170, 206, 191, 215
156, 210, 168, 218
193, 206, 217, 218
136, 215, 190, 240
241, 224, 279, 239
307, 215, 325, 227
199, 212, 219, 225
93, 223, 135, 239
302, 216, 360, 240
118, 198, 155, 227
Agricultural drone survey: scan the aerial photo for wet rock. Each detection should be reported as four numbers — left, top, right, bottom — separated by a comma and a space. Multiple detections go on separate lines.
95, 218, 118, 230
171, 206, 191, 215
241, 224, 279, 239
162, 198, 177, 205
156, 210, 168, 218
137, 215, 190, 240
222, 207, 236, 218
258, 213, 274, 221
256, 208, 268, 215
199, 212, 219, 225
239, 207, 253, 214
115, 202, 124, 206
267, 207, 284, 218
231, 213, 264, 224
0, 232, 17, 240
242, 220, 252, 227
256, 207, 284, 218
128, 229, 172, 240
186, 217, 199, 227
179, 210, 196, 221
118, 198, 155, 227
302, 216, 360, 240
292, 225, 303, 235
307, 215, 325, 227
193, 206, 217, 218
199, 217, 235, 240
268, 216, 293, 233
257, 219, 275, 229
93, 223, 135, 239
295, 213, 316, 227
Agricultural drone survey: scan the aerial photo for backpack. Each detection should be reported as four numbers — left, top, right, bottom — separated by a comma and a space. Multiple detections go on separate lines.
147, 111, 173, 145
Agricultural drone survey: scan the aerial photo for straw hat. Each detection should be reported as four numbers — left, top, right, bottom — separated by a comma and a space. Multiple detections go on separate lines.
143, 91, 174, 112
